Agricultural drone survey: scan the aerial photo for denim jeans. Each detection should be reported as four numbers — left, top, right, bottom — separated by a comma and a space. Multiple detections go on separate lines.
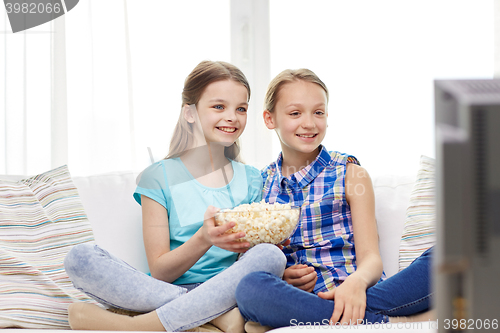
64, 242, 286, 332
236, 247, 433, 328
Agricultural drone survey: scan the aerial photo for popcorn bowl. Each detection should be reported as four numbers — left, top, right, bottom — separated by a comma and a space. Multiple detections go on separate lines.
214, 202, 301, 248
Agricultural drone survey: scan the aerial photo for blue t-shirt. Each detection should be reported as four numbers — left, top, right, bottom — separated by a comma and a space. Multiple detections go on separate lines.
133, 157, 262, 285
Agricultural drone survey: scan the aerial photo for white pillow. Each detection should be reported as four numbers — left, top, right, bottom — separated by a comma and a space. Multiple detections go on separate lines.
398, 155, 436, 271
0, 165, 98, 329
72, 172, 147, 274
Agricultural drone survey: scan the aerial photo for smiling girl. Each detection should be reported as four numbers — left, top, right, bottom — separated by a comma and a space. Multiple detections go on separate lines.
63, 61, 286, 332
236, 68, 433, 329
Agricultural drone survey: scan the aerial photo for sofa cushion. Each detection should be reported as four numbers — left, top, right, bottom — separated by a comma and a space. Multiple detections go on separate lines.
0, 165, 98, 329
373, 174, 415, 277
72, 171, 147, 274
399, 155, 436, 271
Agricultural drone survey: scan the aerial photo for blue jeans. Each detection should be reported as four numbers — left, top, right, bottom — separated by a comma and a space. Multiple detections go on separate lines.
64, 243, 286, 332
236, 247, 433, 328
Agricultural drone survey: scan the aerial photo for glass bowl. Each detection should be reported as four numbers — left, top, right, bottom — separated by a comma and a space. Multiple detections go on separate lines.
214, 204, 301, 248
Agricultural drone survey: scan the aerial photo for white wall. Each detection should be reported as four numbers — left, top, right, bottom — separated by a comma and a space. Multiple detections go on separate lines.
1, 0, 496, 177
269, 0, 494, 178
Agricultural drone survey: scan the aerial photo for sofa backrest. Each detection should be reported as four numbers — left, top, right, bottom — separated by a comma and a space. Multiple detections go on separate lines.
2, 171, 415, 277
73, 172, 148, 273
372, 175, 414, 277
72, 171, 415, 277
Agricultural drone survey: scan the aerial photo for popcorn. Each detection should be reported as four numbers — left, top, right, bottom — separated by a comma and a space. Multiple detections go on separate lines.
214, 200, 301, 247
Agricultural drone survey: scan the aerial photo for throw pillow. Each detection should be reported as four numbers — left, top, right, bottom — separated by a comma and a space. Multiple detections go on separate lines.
398, 155, 436, 271
0, 165, 98, 329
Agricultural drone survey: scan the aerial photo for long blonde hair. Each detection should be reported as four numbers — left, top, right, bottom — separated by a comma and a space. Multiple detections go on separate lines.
264, 68, 329, 113
166, 61, 250, 161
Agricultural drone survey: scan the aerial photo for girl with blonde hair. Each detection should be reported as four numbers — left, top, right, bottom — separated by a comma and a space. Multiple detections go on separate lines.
236, 68, 433, 328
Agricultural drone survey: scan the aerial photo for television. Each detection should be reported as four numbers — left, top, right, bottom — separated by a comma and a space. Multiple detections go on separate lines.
434, 79, 500, 332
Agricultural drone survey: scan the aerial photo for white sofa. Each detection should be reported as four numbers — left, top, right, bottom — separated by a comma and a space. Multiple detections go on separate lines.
74, 171, 416, 278
2, 169, 433, 332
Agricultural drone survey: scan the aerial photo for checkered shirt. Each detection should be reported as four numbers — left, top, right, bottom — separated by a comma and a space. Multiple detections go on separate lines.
261, 145, 360, 293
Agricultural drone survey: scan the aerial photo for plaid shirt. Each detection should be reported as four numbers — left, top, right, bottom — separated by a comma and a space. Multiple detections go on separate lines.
261, 145, 360, 293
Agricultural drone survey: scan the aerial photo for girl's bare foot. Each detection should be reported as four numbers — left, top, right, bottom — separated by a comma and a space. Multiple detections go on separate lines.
68, 302, 165, 331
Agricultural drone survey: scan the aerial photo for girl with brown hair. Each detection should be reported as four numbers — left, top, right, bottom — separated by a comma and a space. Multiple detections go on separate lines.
64, 60, 286, 332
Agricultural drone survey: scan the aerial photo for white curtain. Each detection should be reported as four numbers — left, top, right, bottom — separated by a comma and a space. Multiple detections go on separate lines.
65, 0, 232, 176
1, 0, 231, 176
1, 11, 52, 176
